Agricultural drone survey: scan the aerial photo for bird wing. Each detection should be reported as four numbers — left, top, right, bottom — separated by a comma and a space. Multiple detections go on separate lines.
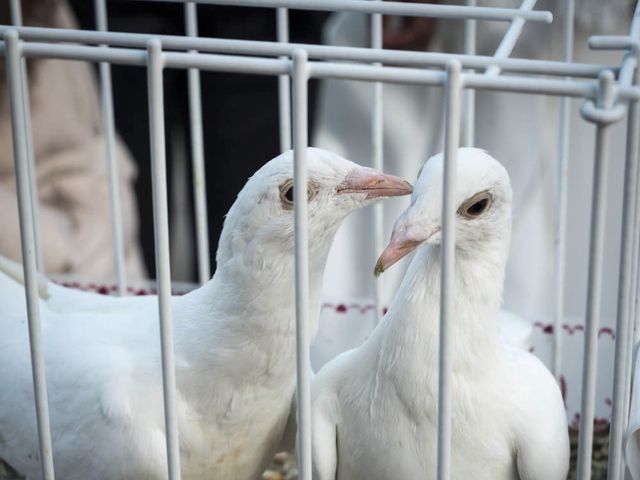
278, 365, 318, 452
311, 390, 339, 480
0, 295, 169, 480
510, 349, 570, 480
277, 393, 297, 453
0, 255, 49, 315
0, 254, 156, 316
44, 281, 157, 313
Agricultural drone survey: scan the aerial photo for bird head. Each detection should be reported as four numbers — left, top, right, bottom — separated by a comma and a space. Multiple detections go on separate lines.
217, 148, 413, 268
375, 148, 512, 276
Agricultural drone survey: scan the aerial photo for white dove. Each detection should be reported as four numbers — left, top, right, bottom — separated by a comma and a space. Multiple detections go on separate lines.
0, 147, 412, 480
311, 148, 569, 480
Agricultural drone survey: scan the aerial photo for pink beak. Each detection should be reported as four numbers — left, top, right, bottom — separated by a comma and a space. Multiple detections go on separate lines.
336, 168, 413, 199
374, 226, 440, 277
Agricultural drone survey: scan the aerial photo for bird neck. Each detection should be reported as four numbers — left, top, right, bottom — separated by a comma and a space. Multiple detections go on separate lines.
170, 243, 333, 421
378, 235, 509, 378
173, 234, 336, 378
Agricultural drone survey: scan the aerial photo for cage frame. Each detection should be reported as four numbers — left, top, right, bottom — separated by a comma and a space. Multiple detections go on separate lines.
1, 0, 640, 479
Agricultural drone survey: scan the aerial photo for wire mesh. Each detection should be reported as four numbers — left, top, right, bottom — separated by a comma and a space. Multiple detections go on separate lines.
1, 1, 639, 479
184, 0, 211, 286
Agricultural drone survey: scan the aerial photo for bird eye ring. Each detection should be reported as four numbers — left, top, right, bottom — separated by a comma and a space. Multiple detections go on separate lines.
458, 191, 492, 219
279, 179, 317, 209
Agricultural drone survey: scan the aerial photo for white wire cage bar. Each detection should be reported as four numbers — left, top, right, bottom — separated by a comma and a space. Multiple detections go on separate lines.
184, 1, 211, 285
462, 0, 476, 148
8, 1, 43, 274
610, 66, 639, 480
370, 3, 384, 322
438, 58, 462, 480
3, 37, 638, 98
147, 38, 183, 480
142, 0, 553, 23
0, 24, 619, 77
94, 0, 127, 296
576, 69, 621, 480
625, 68, 640, 431
2, 0, 640, 479
462, 0, 476, 149
292, 48, 312, 480
483, 0, 538, 77
276, 6, 292, 154
3, 29, 55, 480
553, 0, 575, 380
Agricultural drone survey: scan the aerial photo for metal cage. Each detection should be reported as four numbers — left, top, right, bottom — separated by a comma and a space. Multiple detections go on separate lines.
1, 0, 640, 479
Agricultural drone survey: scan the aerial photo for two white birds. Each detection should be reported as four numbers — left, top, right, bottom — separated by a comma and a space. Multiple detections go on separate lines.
0, 147, 569, 479
311, 148, 569, 479
0, 148, 412, 479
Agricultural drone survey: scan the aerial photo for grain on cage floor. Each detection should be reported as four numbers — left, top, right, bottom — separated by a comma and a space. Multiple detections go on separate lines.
0, 427, 613, 480
263, 426, 612, 480
567, 424, 609, 480
0, 459, 21, 480
0, 453, 298, 480
262, 451, 298, 480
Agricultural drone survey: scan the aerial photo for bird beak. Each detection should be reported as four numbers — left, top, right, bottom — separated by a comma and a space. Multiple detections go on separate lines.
337, 167, 413, 199
374, 226, 440, 277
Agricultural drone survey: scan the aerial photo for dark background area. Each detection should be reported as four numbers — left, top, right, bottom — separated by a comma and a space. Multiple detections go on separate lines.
69, 0, 328, 279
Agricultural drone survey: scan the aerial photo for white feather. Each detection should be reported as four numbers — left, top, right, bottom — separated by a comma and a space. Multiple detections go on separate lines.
0, 148, 408, 480
311, 148, 569, 480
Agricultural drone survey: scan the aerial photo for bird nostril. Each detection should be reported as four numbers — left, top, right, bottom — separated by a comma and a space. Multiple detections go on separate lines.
366, 178, 384, 188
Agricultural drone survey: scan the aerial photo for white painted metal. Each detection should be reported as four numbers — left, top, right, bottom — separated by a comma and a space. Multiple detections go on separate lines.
292, 48, 312, 480
146, 39, 183, 480
608, 63, 639, 480
1, 2, 640, 479
141, 0, 553, 23
484, 0, 538, 76
276, 8, 292, 152
552, 0, 575, 379
3, 29, 55, 480
9, 0, 22, 26
9, 0, 43, 272
438, 59, 462, 480
95, 0, 127, 295
575, 70, 623, 480
371, 5, 384, 322
463, 0, 476, 147
184, 0, 211, 284
0, 25, 615, 77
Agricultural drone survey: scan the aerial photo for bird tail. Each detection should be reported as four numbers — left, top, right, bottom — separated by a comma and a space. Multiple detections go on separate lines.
0, 254, 50, 300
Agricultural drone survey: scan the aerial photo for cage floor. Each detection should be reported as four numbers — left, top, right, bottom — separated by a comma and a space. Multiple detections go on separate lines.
0, 426, 612, 480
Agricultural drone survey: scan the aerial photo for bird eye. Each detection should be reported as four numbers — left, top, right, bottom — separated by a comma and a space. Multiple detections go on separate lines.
458, 191, 492, 219
284, 186, 294, 203
279, 179, 317, 209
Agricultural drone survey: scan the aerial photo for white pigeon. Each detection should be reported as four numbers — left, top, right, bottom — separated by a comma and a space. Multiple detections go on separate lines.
311, 148, 569, 480
0, 147, 412, 480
